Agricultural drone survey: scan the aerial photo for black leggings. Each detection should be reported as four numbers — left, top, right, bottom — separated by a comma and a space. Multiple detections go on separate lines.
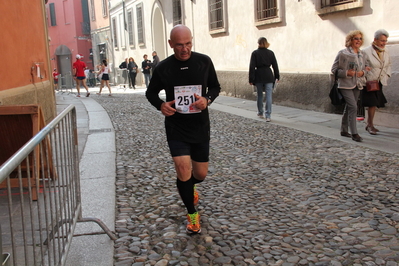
129, 72, 137, 86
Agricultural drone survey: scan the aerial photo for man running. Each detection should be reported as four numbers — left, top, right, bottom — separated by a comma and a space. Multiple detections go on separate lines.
73, 54, 90, 97
146, 25, 221, 234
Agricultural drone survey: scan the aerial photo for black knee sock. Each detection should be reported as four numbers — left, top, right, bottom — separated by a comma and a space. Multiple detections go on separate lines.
176, 178, 196, 214
190, 174, 204, 184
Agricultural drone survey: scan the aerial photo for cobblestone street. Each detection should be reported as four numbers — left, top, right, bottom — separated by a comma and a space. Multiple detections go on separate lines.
95, 94, 399, 266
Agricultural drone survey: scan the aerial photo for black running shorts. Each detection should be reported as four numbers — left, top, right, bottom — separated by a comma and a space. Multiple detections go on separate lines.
167, 140, 209, 163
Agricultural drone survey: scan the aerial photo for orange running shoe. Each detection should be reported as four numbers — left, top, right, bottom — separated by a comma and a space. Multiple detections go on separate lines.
186, 212, 201, 234
193, 185, 199, 206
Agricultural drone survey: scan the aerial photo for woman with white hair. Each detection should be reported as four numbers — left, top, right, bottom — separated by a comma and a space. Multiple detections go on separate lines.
362, 29, 392, 135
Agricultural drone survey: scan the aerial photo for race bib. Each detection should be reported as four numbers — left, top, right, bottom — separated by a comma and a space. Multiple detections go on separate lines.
174, 85, 202, 114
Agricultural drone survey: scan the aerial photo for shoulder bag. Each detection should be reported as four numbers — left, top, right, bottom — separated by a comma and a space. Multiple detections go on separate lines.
329, 70, 345, 105
366, 80, 380, 92
366, 58, 384, 92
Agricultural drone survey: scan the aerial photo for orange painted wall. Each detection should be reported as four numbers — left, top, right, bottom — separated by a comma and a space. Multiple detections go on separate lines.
1, 0, 50, 90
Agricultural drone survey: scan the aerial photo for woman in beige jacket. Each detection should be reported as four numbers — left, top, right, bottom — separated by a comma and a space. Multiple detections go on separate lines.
362, 29, 392, 135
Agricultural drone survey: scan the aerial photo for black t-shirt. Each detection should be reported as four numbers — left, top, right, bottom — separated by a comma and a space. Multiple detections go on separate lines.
146, 52, 221, 143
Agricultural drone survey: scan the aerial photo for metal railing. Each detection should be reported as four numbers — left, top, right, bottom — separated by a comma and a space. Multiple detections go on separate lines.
117, 69, 130, 90
255, 0, 278, 22
321, 0, 357, 8
0, 105, 116, 266
59, 73, 74, 94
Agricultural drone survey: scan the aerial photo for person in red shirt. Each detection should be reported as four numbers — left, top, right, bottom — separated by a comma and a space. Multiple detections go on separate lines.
52, 68, 59, 91
72, 54, 90, 97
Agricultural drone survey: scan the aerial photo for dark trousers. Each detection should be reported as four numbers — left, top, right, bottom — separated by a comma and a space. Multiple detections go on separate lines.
129, 72, 137, 87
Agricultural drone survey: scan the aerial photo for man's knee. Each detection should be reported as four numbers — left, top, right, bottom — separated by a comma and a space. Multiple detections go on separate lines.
174, 157, 192, 181
194, 168, 207, 179
192, 162, 208, 180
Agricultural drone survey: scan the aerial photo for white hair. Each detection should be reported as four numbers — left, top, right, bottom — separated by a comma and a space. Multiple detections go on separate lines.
374, 29, 389, 39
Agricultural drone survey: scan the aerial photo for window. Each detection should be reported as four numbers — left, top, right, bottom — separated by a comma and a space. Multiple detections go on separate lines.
321, 0, 357, 8
112, 17, 118, 48
49, 3, 56, 26
119, 13, 126, 48
209, 0, 227, 34
127, 9, 135, 46
255, 0, 277, 21
317, 0, 363, 15
63, 1, 70, 24
254, 0, 282, 26
81, 0, 90, 35
102, 0, 108, 17
173, 0, 182, 26
98, 44, 107, 61
90, 0, 95, 21
209, 0, 223, 30
136, 3, 144, 45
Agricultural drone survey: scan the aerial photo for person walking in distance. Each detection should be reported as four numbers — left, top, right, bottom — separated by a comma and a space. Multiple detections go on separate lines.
331, 30, 368, 142
249, 37, 280, 122
152, 51, 160, 70
128, 57, 138, 89
73, 54, 90, 97
362, 29, 392, 135
119, 58, 130, 88
142, 54, 152, 88
52, 68, 59, 91
97, 59, 112, 96
146, 25, 221, 234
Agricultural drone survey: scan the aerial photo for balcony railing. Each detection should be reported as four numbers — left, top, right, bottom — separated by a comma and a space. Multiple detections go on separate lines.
321, 0, 357, 8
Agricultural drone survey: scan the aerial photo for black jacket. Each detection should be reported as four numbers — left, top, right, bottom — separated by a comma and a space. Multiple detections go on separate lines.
152, 55, 160, 69
142, 60, 152, 74
119, 61, 128, 69
249, 48, 280, 84
128, 62, 138, 73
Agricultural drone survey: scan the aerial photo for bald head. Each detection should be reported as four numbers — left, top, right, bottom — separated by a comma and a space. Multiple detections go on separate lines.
168, 25, 193, 61
170, 25, 192, 40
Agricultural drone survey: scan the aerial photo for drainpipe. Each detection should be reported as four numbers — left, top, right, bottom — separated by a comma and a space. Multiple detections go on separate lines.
191, 0, 195, 52
108, 0, 116, 85
41, 0, 56, 117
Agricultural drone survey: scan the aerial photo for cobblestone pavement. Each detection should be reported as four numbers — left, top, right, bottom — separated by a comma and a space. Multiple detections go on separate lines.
94, 94, 399, 266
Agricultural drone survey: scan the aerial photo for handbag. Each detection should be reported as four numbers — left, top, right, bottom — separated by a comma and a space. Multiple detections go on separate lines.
329, 70, 345, 105
366, 58, 384, 92
366, 80, 380, 92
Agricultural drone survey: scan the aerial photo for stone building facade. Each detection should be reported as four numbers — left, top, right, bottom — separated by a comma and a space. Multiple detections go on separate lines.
107, 0, 398, 127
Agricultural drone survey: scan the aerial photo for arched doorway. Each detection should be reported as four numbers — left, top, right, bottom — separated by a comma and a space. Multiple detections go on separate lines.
152, 3, 166, 61
55, 45, 73, 89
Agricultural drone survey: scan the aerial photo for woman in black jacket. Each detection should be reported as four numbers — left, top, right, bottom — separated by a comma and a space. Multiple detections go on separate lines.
128, 57, 138, 89
249, 37, 280, 122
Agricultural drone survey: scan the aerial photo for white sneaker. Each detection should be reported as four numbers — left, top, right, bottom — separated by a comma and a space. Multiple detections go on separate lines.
266, 118, 271, 122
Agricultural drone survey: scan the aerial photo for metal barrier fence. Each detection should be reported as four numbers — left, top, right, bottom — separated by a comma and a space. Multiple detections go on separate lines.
116, 69, 129, 90
59, 73, 74, 94
0, 105, 116, 266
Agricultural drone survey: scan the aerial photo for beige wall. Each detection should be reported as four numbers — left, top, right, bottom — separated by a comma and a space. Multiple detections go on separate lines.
108, 0, 399, 127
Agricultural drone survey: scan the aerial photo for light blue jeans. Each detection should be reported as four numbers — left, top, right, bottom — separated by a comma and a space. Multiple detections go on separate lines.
256, 83, 273, 118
